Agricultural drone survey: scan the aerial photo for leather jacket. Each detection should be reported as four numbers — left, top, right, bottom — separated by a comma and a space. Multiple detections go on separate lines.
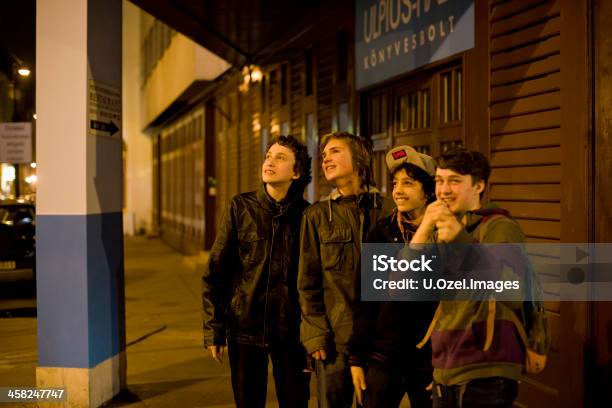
203, 185, 309, 348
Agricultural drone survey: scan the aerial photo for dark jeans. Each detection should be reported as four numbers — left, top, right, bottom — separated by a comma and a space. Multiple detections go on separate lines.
315, 352, 354, 408
432, 377, 518, 408
363, 360, 432, 408
228, 339, 310, 408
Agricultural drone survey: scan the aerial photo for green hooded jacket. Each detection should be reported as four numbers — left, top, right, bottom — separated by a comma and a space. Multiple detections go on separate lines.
297, 187, 394, 355
422, 203, 549, 386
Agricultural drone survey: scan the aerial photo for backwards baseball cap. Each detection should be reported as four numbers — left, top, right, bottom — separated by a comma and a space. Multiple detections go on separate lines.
385, 145, 436, 176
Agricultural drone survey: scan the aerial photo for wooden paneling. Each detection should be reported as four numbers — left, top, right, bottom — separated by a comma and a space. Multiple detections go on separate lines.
491, 17, 560, 53
239, 91, 251, 193
269, 68, 281, 136
491, 54, 560, 86
490, 0, 560, 38
227, 92, 240, 199
523, 349, 564, 394
491, 0, 550, 22
215, 89, 231, 224
516, 219, 560, 239
290, 52, 304, 139
491, 128, 560, 150
204, 101, 216, 249
559, 0, 590, 405
491, 91, 560, 119
491, 36, 560, 70
158, 110, 205, 254
489, 166, 561, 184
525, 237, 560, 244
317, 40, 334, 135
490, 183, 560, 201
491, 146, 561, 166
249, 82, 262, 191
492, 72, 560, 103
545, 300, 560, 314
316, 40, 335, 196
516, 378, 560, 407
152, 135, 160, 233
464, 0, 490, 153
593, 0, 612, 403
548, 311, 561, 351
487, 2, 577, 402
495, 201, 560, 220
491, 109, 560, 134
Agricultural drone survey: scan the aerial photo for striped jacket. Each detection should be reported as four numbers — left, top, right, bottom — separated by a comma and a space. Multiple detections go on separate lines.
419, 203, 531, 386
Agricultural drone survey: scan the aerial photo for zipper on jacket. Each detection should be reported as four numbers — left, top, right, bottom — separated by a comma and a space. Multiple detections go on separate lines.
262, 215, 278, 348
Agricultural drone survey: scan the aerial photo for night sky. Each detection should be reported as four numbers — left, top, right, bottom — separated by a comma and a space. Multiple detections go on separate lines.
0, 0, 35, 70
0, 0, 36, 120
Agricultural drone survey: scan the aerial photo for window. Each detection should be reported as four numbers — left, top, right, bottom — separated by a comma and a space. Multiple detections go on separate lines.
440, 140, 463, 153
305, 114, 318, 202
336, 29, 348, 84
397, 88, 431, 132
414, 145, 431, 155
261, 128, 269, 160
281, 64, 289, 106
369, 93, 387, 135
261, 76, 267, 112
337, 102, 349, 132
305, 48, 314, 96
440, 68, 462, 123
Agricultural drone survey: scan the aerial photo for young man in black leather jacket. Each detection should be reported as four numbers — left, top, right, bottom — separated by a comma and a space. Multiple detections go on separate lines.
203, 135, 312, 408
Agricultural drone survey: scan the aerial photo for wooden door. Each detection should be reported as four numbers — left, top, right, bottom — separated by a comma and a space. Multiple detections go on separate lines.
365, 63, 464, 193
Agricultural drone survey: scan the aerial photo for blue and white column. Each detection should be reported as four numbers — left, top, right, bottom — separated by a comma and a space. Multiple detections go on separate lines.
36, 0, 125, 406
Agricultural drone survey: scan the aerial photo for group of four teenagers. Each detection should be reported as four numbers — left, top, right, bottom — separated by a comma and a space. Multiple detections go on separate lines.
202, 132, 532, 408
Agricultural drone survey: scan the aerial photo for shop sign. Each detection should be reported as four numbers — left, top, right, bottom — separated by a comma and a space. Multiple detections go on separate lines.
355, 0, 474, 90
0, 122, 32, 164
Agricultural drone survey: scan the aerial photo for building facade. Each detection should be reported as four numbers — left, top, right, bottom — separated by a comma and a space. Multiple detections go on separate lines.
133, 0, 611, 405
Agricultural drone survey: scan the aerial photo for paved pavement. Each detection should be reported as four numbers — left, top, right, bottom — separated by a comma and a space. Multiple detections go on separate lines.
0, 237, 322, 407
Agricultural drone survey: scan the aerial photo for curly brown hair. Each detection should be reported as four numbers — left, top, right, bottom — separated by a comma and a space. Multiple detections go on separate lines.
266, 135, 312, 194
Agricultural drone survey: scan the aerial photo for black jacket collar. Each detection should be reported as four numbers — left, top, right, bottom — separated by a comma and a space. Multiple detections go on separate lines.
257, 184, 302, 215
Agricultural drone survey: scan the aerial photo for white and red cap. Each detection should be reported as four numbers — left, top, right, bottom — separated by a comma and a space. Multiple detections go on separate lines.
385, 145, 435, 176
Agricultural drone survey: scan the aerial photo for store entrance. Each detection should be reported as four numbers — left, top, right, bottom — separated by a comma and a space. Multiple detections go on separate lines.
365, 62, 464, 193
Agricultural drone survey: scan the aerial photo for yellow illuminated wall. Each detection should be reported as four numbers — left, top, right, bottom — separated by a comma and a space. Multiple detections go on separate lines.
141, 19, 230, 127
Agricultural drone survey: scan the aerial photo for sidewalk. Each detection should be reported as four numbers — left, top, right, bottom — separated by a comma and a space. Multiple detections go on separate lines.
110, 236, 319, 408
0, 236, 318, 407
107, 236, 236, 407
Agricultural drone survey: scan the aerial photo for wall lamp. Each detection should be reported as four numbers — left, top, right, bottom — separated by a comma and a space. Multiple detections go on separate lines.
239, 64, 263, 92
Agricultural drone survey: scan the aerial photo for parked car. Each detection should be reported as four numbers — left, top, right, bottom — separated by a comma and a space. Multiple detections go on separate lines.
0, 200, 35, 282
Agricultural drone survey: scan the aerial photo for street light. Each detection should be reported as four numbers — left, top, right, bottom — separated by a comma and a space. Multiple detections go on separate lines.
11, 62, 30, 121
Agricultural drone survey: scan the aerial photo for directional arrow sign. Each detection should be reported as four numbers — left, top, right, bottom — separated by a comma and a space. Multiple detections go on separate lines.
576, 247, 589, 263
88, 80, 121, 139
90, 120, 119, 137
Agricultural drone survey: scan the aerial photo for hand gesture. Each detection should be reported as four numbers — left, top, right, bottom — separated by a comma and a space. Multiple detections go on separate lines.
432, 203, 462, 243
208, 345, 226, 363
412, 200, 461, 245
310, 348, 327, 361
350, 366, 367, 405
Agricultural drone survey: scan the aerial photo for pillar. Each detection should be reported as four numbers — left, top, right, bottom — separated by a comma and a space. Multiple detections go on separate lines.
35, 0, 125, 406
